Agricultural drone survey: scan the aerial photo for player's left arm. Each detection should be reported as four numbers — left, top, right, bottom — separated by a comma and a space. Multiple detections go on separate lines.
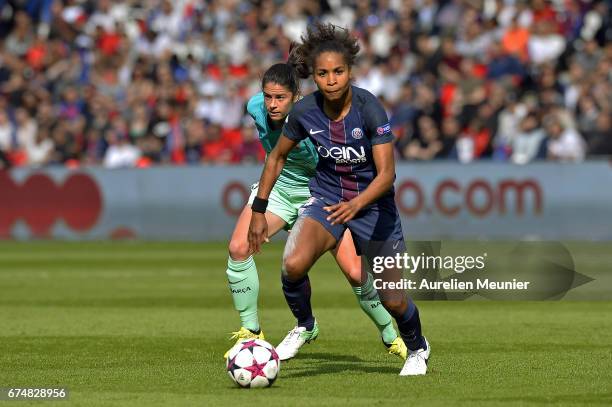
325, 142, 395, 225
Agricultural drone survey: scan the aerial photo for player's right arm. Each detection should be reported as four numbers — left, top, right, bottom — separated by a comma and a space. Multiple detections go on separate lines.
249, 104, 307, 253
248, 135, 298, 254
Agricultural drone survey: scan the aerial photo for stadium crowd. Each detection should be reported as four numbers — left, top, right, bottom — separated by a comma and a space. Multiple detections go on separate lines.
0, 0, 610, 168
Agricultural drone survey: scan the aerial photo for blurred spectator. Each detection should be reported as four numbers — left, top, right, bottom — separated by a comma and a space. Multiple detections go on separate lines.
202, 123, 232, 164
15, 107, 37, 147
486, 41, 526, 80
0, 109, 14, 153
0, 0, 608, 168
103, 132, 140, 168
184, 118, 205, 164
128, 105, 150, 140
236, 123, 265, 164
25, 126, 54, 167
404, 115, 443, 161
511, 112, 547, 164
82, 127, 106, 165
495, 94, 528, 155
585, 112, 612, 157
5, 11, 34, 57
544, 114, 586, 162
439, 116, 460, 159
528, 20, 566, 65
456, 118, 492, 163
501, 16, 530, 61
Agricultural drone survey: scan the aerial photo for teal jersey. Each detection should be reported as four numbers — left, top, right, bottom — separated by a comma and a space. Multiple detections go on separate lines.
247, 92, 318, 188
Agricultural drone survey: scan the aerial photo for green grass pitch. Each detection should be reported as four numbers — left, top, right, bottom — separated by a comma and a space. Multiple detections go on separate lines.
1, 241, 611, 406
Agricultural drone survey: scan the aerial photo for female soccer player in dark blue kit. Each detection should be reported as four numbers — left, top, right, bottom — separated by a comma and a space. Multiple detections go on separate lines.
248, 24, 430, 375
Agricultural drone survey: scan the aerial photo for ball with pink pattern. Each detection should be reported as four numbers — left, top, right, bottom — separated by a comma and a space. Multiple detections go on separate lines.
226, 339, 280, 388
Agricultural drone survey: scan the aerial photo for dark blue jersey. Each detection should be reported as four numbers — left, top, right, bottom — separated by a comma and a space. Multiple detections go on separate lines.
283, 86, 395, 207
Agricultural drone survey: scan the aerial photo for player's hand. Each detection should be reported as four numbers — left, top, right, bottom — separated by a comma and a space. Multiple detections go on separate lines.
324, 199, 363, 225
248, 212, 269, 254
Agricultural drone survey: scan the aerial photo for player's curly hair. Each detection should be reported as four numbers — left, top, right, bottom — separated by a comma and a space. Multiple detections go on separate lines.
261, 25, 358, 92
292, 23, 360, 75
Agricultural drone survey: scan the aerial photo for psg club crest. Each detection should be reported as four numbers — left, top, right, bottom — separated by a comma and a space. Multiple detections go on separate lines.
352, 127, 363, 139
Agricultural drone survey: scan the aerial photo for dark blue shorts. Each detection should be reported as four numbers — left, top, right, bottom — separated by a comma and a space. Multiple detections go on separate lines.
299, 196, 405, 255
300, 195, 409, 302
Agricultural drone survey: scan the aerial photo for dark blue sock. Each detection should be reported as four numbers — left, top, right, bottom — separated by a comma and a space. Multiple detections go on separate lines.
396, 302, 426, 351
281, 274, 315, 331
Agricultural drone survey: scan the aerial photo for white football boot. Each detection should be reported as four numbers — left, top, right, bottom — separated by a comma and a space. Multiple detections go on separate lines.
276, 321, 319, 361
399, 337, 430, 376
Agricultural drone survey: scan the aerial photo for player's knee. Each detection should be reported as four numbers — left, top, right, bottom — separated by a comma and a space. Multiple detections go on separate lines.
228, 239, 250, 261
344, 265, 362, 286
282, 255, 308, 280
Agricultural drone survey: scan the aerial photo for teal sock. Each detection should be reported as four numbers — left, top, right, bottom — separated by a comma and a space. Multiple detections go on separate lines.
353, 273, 398, 344
226, 256, 260, 332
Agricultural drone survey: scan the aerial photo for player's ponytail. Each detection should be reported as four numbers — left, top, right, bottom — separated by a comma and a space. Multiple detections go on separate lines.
260, 42, 311, 96
287, 42, 310, 79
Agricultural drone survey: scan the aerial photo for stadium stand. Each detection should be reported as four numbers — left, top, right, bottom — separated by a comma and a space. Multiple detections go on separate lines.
0, 0, 609, 168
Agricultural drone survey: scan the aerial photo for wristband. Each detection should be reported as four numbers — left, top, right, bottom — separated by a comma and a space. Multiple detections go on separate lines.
251, 197, 268, 213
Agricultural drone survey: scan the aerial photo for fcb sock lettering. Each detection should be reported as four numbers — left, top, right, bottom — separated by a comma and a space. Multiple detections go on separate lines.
281, 274, 315, 331
226, 256, 260, 332
395, 302, 426, 351
352, 273, 398, 344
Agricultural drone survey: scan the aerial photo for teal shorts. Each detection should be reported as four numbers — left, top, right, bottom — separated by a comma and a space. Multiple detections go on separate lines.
248, 182, 311, 230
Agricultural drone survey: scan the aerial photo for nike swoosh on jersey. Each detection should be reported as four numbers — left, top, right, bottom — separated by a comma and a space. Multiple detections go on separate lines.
309, 129, 325, 135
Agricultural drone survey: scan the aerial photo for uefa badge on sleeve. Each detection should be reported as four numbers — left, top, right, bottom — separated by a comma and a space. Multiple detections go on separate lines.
376, 123, 391, 135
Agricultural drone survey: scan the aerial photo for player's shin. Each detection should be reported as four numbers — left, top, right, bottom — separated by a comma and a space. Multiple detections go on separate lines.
394, 301, 426, 352
281, 274, 315, 331
226, 256, 260, 332
352, 273, 397, 344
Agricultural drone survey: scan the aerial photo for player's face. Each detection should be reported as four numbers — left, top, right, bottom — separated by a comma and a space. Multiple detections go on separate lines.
263, 83, 295, 122
313, 52, 351, 102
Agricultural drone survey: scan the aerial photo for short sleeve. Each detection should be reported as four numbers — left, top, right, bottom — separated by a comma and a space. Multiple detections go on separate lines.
246, 93, 264, 123
363, 96, 394, 145
282, 111, 306, 142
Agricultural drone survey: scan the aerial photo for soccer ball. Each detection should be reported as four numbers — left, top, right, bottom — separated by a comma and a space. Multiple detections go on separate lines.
226, 339, 280, 388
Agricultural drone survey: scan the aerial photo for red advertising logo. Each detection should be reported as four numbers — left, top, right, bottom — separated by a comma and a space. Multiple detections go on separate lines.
0, 172, 103, 237
222, 181, 250, 216
219, 177, 543, 219
397, 178, 543, 218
